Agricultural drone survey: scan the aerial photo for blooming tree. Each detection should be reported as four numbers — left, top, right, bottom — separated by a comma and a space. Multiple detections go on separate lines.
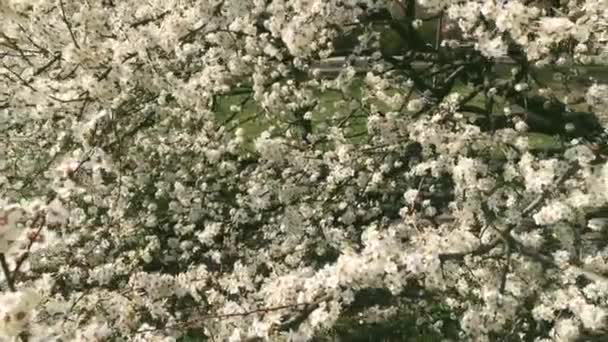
1, 0, 608, 341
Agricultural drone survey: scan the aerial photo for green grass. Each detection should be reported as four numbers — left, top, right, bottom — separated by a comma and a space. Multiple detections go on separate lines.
214, 74, 576, 154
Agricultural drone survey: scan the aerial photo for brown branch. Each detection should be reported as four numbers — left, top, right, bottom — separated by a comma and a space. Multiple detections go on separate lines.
178, 1, 224, 44
439, 238, 502, 263
278, 295, 331, 332
135, 300, 319, 335
17, 25, 50, 56
499, 243, 511, 294
521, 163, 580, 217
506, 233, 608, 285
59, 0, 80, 49
0, 253, 15, 292
33, 52, 61, 76
433, 11, 444, 87
130, 10, 171, 28
2, 63, 37, 92
11, 214, 47, 285
0, 32, 34, 67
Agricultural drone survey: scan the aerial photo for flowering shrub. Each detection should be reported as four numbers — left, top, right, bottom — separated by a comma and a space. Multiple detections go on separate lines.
1, 0, 608, 341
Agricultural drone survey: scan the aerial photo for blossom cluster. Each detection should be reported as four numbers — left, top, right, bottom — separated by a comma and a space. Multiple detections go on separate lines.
0, 0, 607, 341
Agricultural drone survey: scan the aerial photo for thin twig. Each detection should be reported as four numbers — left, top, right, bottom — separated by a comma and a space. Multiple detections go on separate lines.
59, 0, 80, 49
11, 213, 47, 284
521, 163, 579, 217
0, 253, 15, 292
135, 300, 319, 334
499, 243, 511, 294
439, 238, 502, 263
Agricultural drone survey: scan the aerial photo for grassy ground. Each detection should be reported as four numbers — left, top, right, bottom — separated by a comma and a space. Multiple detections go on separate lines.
216, 18, 608, 148
214, 70, 593, 154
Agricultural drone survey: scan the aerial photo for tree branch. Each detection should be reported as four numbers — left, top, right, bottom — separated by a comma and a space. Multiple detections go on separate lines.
0, 253, 15, 292
59, 0, 80, 49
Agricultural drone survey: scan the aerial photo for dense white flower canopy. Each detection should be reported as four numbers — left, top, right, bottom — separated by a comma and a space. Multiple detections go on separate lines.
1, 0, 608, 341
